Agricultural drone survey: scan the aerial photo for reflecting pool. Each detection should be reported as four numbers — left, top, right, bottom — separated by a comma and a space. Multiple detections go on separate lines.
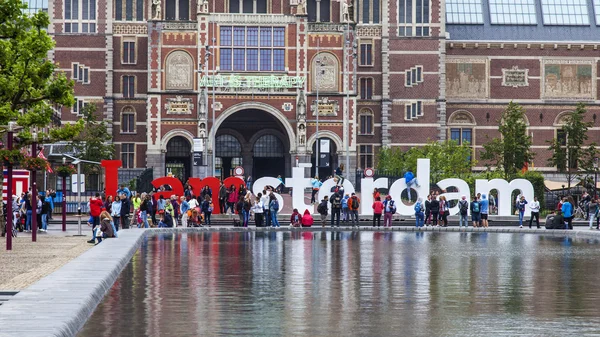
79, 232, 600, 336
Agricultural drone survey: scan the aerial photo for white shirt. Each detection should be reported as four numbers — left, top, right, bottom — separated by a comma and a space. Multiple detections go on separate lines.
261, 194, 270, 210
529, 201, 540, 213
188, 199, 199, 209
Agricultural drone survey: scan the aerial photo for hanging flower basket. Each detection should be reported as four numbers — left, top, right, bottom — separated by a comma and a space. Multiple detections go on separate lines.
55, 164, 77, 177
0, 149, 24, 166
21, 156, 48, 171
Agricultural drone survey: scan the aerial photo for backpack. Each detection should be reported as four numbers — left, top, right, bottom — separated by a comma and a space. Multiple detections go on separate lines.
351, 197, 359, 209
414, 202, 421, 213
459, 200, 468, 215
332, 196, 342, 208
271, 199, 279, 212
317, 201, 327, 214
472, 201, 480, 213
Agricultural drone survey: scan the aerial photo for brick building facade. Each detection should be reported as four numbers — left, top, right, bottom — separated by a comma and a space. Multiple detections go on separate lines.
45, 0, 600, 182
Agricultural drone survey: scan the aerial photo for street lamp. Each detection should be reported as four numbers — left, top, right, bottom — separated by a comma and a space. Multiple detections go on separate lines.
31, 129, 38, 242
5, 121, 16, 250
344, 26, 357, 180
594, 157, 598, 198
62, 156, 67, 232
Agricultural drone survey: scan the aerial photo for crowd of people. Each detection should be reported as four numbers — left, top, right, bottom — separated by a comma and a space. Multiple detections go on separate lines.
0, 189, 57, 237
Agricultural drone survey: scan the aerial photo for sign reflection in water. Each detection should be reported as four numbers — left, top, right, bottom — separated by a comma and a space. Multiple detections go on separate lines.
78, 232, 600, 337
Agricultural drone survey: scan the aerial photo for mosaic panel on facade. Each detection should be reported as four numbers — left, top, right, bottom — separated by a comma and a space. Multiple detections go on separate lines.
543, 60, 594, 100
446, 59, 488, 99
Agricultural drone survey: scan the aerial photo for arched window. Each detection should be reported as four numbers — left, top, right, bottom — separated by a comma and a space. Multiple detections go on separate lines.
166, 136, 191, 157
121, 106, 136, 133
359, 108, 374, 135
253, 134, 284, 157
447, 110, 476, 146
216, 134, 242, 158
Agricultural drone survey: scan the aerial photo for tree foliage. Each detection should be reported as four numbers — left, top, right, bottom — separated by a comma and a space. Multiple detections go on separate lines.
481, 102, 533, 180
67, 103, 114, 168
0, 0, 83, 144
547, 103, 597, 189
377, 140, 475, 183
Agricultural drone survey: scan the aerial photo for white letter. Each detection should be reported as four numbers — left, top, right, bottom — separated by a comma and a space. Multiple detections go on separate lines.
437, 179, 471, 216
359, 177, 388, 216
475, 179, 534, 216
253, 177, 284, 211
388, 159, 431, 216
285, 167, 312, 213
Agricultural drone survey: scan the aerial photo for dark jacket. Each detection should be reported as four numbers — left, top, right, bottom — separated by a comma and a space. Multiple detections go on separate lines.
120, 198, 131, 217
318, 200, 329, 215
100, 219, 115, 238
424, 199, 431, 212
429, 199, 440, 213
162, 213, 173, 227
549, 214, 565, 229
330, 193, 342, 209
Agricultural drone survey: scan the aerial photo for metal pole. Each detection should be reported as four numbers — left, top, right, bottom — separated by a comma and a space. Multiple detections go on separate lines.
77, 162, 82, 236
315, 38, 320, 177
6, 124, 14, 250
345, 23, 350, 177
211, 21, 216, 177
31, 139, 37, 242
62, 174, 66, 232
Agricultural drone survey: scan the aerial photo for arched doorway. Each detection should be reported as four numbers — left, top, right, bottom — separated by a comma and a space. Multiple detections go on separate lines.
215, 134, 242, 178
311, 138, 337, 179
216, 108, 291, 180
165, 136, 191, 182
253, 134, 285, 179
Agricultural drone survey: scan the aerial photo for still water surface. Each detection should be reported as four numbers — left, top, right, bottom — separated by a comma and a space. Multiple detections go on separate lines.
79, 232, 600, 337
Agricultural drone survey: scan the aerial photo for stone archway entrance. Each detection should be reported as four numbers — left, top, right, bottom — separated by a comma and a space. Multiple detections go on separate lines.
216, 108, 291, 180
165, 136, 192, 182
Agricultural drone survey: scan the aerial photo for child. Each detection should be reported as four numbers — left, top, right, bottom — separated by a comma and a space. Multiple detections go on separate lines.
290, 208, 302, 227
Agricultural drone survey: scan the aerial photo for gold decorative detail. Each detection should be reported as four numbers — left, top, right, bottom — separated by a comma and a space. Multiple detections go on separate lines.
356, 26, 382, 38
113, 24, 148, 35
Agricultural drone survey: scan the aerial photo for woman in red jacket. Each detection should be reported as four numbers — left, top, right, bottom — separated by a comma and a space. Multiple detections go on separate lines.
372, 196, 384, 227
301, 209, 313, 227
87, 193, 104, 244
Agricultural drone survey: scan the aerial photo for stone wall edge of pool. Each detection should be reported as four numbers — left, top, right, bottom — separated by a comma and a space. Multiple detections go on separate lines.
1, 227, 600, 337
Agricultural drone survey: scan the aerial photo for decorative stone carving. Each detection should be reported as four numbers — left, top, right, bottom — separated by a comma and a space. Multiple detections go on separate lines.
298, 123, 306, 146
198, 89, 207, 119
151, 0, 161, 20
312, 53, 339, 92
197, 0, 208, 14
502, 66, 529, 88
446, 59, 488, 99
282, 102, 294, 112
308, 23, 346, 32
163, 22, 197, 30
296, 0, 307, 15
213, 101, 223, 111
341, 0, 351, 22
310, 97, 339, 116
543, 60, 594, 100
356, 26, 382, 37
165, 51, 194, 90
113, 24, 147, 35
297, 90, 306, 120
448, 111, 476, 125
165, 96, 194, 114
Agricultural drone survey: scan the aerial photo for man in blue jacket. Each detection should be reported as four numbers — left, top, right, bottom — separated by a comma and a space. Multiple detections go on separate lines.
404, 170, 420, 200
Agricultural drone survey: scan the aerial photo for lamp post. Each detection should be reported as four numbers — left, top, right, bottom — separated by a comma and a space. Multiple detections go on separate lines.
315, 38, 322, 178
6, 122, 16, 250
62, 156, 66, 232
594, 157, 598, 198
211, 34, 216, 177
31, 130, 37, 242
344, 25, 357, 179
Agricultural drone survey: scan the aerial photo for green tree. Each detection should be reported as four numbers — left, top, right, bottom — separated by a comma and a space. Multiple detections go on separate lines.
547, 103, 597, 189
68, 103, 114, 163
481, 102, 533, 180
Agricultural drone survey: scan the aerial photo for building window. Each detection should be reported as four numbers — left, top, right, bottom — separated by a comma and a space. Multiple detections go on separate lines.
360, 78, 373, 99
64, 0, 96, 33
122, 76, 135, 98
405, 66, 423, 87
229, 0, 268, 13
489, 0, 536, 25
122, 40, 136, 64
450, 128, 472, 145
359, 145, 374, 169
359, 109, 374, 135
361, 0, 380, 23
595, 0, 600, 25
121, 143, 135, 168
399, 0, 430, 36
165, 0, 188, 20
446, 0, 483, 24
24, 0, 48, 15
72, 98, 89, 115
359, 41, 373, 66
220, 26, 285, 72
121, 107, 135, 133
307, 0, 331, 22
405, 101, 423, 120
541, 0, 589, 25
71, 63, 90, 84
115, 0, 143, 20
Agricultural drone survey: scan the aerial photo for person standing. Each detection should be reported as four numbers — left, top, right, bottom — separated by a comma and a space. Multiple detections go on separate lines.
430, 195, 440, 227
372, 196, 384, 227
253, 194, 264, 227
41, 196, 50, 232
317, 196, 329, 227
140, 194, 151, 228
226, 185, 237, 215
414, 197, 424, 228
424, 194, 432, 225
439, 196, 449, 227
111, 195, 121, 231
261, 190, 271, 227
180, 196, 190, 227
458, 195, 469, 228
120, 193, 130, 229
269, 194, 280, 227
342, 193, 350, 225
311, 176, 321, 204
383, 195, 396, 227
246, 175, 252, 191
243, 191, 252, 227
329, 190, 343, 227
470, 196, 481, 228
202, 195, 213, 227
562, 196, 574, 230
87, 193, 104, 243
348, 192, 360, 227
218, 182, 227, 214
157, 195, 166, 213
516, 195, 528, 228
480, 194, 489, 228
529, 196, 541, 229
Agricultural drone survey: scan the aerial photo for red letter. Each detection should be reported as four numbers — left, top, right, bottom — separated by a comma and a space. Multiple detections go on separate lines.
152, 177, 184, 200
101, 160, 122, 199
188, 177, 222, 213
